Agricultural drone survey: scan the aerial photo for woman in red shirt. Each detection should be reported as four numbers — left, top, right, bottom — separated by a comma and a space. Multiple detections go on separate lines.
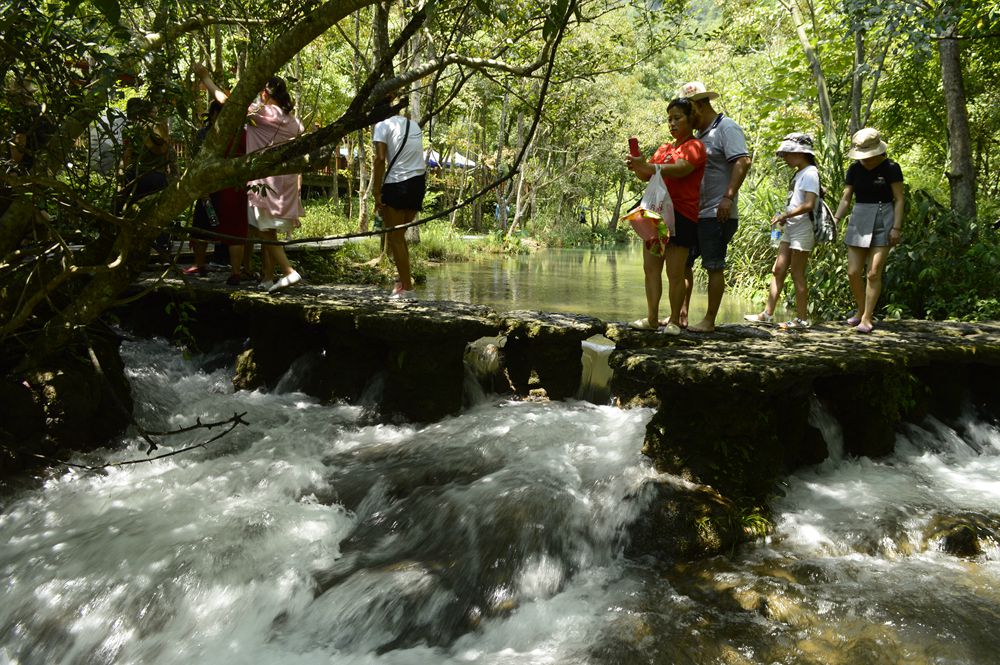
626, 98, 706, 335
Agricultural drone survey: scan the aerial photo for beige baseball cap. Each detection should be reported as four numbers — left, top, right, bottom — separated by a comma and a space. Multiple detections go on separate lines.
678, 81, 720, 102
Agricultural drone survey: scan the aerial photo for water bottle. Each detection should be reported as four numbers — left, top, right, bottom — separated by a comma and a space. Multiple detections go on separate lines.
203, 197, 220, 227
770, 226, 782, 247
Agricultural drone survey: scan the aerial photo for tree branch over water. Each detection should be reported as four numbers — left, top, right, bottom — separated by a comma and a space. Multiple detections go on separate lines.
28, 412, 251, 472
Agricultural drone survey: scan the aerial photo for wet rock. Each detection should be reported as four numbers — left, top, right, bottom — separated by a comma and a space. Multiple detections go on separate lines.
611, 320, 1000, 503
924, 511, 1000, 557
499, 310, 605, 400
1, 325, 132, 478
624, 475, 743, 560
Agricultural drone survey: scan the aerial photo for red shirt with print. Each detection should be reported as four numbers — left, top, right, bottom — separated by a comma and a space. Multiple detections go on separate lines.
650, 138, 706, 222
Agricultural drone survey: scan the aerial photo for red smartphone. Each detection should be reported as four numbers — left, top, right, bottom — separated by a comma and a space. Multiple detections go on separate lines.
628, 137, 640, 158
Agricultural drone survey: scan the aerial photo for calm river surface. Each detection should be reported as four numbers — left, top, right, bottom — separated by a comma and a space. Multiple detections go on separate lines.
1, 339, 999, 664
421, 245, 759, 323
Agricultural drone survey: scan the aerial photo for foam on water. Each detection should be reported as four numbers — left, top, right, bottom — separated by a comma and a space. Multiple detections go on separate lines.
4, 340, 1000, 664
0, 339, 656, 665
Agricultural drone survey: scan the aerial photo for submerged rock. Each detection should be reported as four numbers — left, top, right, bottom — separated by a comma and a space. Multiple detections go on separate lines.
924, 511, 1000, 557
624, 475, 743, 560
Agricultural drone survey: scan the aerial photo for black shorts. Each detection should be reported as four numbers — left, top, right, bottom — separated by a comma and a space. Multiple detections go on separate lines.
382, 174, 426, 211
671, 211, 698, 248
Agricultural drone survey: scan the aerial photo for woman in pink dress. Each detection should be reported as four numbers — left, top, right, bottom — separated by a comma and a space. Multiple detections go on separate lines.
194, 64, 304, 292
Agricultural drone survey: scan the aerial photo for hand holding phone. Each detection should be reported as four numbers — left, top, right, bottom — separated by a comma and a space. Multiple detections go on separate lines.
628, 137, 640, 158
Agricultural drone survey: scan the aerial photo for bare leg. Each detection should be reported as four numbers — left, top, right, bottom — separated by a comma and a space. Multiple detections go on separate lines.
762, 243, 792, 316
689, 268, 724, 332
191, 239, 208, 268
861, 246, 890, 326
228, 243, 244, 279
789, 248, 810, 320
243, 226, 257, 278
259, 229, 275, 283
641, 245, 665, 327
847, 246, 869, 319
259, 229, 296, 279
681, 265, 693, 328
664, 245, 689, 326
383, 206, 415, 290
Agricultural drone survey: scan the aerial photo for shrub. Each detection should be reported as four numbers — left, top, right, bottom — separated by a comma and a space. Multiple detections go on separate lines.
882, 193, 1000, 321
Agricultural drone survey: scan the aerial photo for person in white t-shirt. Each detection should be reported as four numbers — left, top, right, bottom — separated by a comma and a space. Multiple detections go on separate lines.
372, 97, 426, 300
744, 133, 819, 329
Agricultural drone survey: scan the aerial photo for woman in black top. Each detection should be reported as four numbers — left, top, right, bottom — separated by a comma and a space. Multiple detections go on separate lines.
832, 128, 905, 333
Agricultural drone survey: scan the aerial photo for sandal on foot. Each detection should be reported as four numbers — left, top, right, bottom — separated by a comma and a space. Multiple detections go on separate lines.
855, 322, 874, 334
744, 312, 774, 324
779, 317, 811, 329
846, 315, 861, 326
629, 318, 657, 330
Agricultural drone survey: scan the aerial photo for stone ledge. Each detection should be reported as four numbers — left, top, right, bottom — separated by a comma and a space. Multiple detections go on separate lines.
608, 319, 1000, 505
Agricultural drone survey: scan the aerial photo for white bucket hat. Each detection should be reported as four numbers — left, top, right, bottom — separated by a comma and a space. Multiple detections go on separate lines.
847, 128, 888, 159
776, 132, 815, 156
678, 81, 719, 102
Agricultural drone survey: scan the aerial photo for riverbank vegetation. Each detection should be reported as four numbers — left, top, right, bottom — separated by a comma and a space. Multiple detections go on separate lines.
2, 0, 999, 380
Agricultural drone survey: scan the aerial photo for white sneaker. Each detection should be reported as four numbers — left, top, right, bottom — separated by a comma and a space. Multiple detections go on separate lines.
389, 286, 417, 300
661, 322, 682, 336
268, 270, 301, 293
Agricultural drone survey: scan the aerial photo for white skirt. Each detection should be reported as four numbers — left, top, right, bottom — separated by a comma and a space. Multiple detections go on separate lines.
248, 205, 297, 233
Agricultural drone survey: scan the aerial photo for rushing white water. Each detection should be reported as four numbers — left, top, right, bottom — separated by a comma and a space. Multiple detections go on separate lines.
2, 339, 1000, 664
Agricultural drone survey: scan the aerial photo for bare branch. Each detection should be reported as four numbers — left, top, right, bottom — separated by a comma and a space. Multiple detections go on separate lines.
30, 412, 250, 471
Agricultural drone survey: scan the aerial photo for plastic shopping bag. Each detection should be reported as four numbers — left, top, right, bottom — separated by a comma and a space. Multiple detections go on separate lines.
621, 165, 675, 251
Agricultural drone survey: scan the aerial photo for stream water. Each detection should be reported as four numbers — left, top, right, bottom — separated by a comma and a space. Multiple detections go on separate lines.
2, 340, 1000, 664
421, 246, 760, 324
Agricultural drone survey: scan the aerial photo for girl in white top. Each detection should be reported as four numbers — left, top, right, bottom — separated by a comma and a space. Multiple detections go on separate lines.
372, 97, 426, 299
744, 133, 819, 328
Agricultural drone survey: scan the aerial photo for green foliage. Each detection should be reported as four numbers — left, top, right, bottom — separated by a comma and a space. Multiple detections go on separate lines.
292, 247, 387, 285
739, 506, 774, 540
882, 198, 1000, 321
410, 220, 476, 263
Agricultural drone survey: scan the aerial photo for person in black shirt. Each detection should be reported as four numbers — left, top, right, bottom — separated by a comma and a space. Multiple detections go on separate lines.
832, 128, 905, 333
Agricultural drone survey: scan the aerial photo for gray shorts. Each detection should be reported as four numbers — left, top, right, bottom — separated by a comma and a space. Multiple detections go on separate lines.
688, 217, 738, 270
845, 202, 893, 248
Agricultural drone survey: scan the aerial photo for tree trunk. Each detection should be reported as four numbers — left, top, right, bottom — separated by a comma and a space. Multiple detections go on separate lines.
938, 28, 977, 220
359, 129, 371, 231
610, 177, 625, 232
495, 92, 510, 232
850, 29, 864, 137
786, 0, 837, 168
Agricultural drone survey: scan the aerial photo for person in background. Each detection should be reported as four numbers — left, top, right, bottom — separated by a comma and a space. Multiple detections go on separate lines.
373, 94, 425, 300
116, 98, 175, 212
114, 97, 176, 252
678, 81, 752, 332
625, 97, 706, 336
744, 133, 818, 329
832, 128, 905, 334
195, 64, 304, 292
185, 100, 249, 285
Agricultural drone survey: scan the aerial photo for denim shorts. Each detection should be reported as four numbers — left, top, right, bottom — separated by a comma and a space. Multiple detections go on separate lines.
688, 217, 738, 270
